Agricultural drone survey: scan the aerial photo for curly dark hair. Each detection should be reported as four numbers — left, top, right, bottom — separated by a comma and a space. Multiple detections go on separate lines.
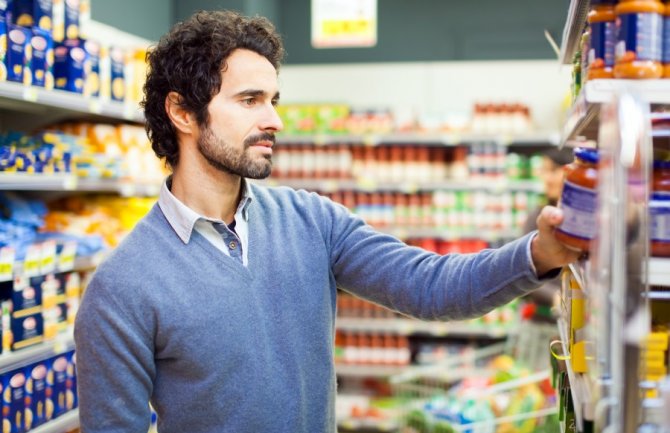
141, 10, 285, 168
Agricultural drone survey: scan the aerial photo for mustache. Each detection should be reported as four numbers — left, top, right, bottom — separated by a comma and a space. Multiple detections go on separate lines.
244, 132, 275, 147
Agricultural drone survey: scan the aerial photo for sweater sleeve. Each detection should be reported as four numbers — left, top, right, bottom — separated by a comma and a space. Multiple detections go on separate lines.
74, 265, 155, 433
321, 196, 549, 321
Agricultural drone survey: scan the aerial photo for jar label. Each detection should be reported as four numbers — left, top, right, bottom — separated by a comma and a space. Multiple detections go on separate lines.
664, 17, 670, 63
558, 180, 597, 240
589, 20, 616, 68
650, 192, 670, 242
616, 12, 663, 62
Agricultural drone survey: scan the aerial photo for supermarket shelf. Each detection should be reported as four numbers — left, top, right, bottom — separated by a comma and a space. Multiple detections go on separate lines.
336, 318, 514, 338
559, 0, 588, 64
31, 409, 80, 433
562, 80, 670, 145
335, 363, 407, 378
258, 178, 543, 193
378, 227, 520, 242
647, 258, 670, 287
276, 131, 560, 147
0, 333, 74, 375
0, 173, 161, 196
557, 318, 594, 432
0, 80, 143, 123
2, 250, 109, 283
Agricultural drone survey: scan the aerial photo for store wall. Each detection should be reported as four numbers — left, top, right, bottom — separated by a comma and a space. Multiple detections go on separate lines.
279, 60, 571, 133
90, 0, 172, 42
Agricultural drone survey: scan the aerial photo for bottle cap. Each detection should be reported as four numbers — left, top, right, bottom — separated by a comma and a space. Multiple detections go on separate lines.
574, 147, 599, 164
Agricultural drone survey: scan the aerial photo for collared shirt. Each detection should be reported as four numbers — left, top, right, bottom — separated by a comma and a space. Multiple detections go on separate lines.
157, 176, 252, 266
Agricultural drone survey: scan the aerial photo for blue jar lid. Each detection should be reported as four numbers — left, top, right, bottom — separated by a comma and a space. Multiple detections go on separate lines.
574, 147, 599, 164
654, 160, 670, 170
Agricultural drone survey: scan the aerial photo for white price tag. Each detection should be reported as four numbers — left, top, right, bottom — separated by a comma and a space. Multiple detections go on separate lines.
88, 99, 102, 114
22, 87, 38, 102
41, 240, 57, 274
23, 244, 42, 277
58, 241, 77, 272
0, 247, 15, 281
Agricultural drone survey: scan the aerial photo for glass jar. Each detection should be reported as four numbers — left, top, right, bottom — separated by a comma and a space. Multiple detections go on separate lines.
555, 148, 600, 252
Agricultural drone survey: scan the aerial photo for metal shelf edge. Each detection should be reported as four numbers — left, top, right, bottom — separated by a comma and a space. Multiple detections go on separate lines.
0, 334, 74, 375
30, 409, 80, 433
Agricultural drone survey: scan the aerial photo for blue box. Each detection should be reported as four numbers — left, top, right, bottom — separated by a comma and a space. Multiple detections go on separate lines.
11, 312, 43, 350
12, 0, 50, 31
53, 40, 86, 93
24, 361, 48, 429
109, 46, 125, 102
12, 275, 42, 313
30, 27, 53, 88
1, 369, 26, 433
5, 24, 30, 83
46, 354, 68, 418
0, 12, 6, 82
63, 0, 77, 39
65, 350, 76, 409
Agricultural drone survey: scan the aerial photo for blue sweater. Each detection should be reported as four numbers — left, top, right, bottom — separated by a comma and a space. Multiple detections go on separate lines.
74, 185, 546, 433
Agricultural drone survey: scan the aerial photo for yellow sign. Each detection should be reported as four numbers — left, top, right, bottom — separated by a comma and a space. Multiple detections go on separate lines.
312, 0, 377, 48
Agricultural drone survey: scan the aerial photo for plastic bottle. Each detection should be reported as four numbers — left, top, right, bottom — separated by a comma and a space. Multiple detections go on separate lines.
555, 148, 600, 252
651, 160, 670, 257
588, 0, 617, 79
614, 0, 665, 78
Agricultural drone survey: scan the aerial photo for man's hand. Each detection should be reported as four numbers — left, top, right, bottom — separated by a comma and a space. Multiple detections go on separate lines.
531, 206, 582, 277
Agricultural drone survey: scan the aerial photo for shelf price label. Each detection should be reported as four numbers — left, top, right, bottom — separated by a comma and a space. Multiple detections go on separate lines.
22, 87, 39, 102
23, 244, 42, 277
41, 240, 57, 275
58, 241, 77, 272
88, 99, 102, 114
0, 247, 15, 281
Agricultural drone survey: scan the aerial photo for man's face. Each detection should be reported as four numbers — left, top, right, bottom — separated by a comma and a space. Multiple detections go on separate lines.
197, 49, 283, 179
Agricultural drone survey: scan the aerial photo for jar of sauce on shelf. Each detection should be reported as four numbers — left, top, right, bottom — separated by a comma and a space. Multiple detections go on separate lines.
651, 160, 670, 257
664, 1, 670, 77
555, 148, 600, 252
614, 0, 664, 79
588, 0, 617, 79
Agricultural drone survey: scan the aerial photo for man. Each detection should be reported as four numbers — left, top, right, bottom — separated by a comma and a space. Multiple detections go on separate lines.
74, 10, 579, 433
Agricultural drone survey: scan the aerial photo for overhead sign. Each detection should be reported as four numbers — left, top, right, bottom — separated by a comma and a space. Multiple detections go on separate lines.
311, 0, 377, 48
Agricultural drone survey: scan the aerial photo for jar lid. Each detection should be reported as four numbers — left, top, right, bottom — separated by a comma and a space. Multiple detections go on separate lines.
589, 0, 616, 5
653, 160, 670, 170
574, 147, 599, 164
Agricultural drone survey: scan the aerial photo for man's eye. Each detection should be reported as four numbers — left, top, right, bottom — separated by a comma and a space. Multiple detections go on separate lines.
243, 98, 256, 106
271, 99, 279, 106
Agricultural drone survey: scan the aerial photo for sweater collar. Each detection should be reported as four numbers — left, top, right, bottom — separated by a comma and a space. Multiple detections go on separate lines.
158, 176, 253, 244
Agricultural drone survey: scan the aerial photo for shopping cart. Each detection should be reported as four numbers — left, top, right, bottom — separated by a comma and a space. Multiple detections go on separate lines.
389, 342, 559, 433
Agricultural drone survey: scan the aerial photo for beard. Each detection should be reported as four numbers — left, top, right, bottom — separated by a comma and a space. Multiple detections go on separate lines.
197, 126, 274, 179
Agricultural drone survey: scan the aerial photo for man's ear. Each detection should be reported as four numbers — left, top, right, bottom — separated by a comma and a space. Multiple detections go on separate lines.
165, 92, 196, 135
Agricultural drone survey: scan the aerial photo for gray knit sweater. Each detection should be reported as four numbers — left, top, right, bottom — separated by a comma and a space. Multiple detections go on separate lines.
74, 185, 546, 433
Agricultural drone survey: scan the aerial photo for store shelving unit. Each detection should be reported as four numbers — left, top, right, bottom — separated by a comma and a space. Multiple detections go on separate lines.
335, 318, 514, 339
0, 80, 144, 125
561, 79, 670, 145
30, 410, 80, 433
556, 2, 670, 432
0, 333, 74, 375
0, 173, 160, 197
277, 131, 560, 147
559, 0, 588, 65
258, 178, 543, 194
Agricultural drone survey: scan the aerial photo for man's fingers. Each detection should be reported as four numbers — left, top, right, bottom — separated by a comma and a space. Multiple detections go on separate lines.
536, 205, 563, 233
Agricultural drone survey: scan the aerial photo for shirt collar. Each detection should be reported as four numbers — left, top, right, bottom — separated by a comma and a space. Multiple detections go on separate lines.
158, 176, 253, 244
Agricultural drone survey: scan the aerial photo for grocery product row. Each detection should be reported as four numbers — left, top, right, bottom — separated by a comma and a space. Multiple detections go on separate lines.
0, 123, 166, 183
0, 0, 148, 107
270, 142, 544, 183
277, 101, 535, 136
